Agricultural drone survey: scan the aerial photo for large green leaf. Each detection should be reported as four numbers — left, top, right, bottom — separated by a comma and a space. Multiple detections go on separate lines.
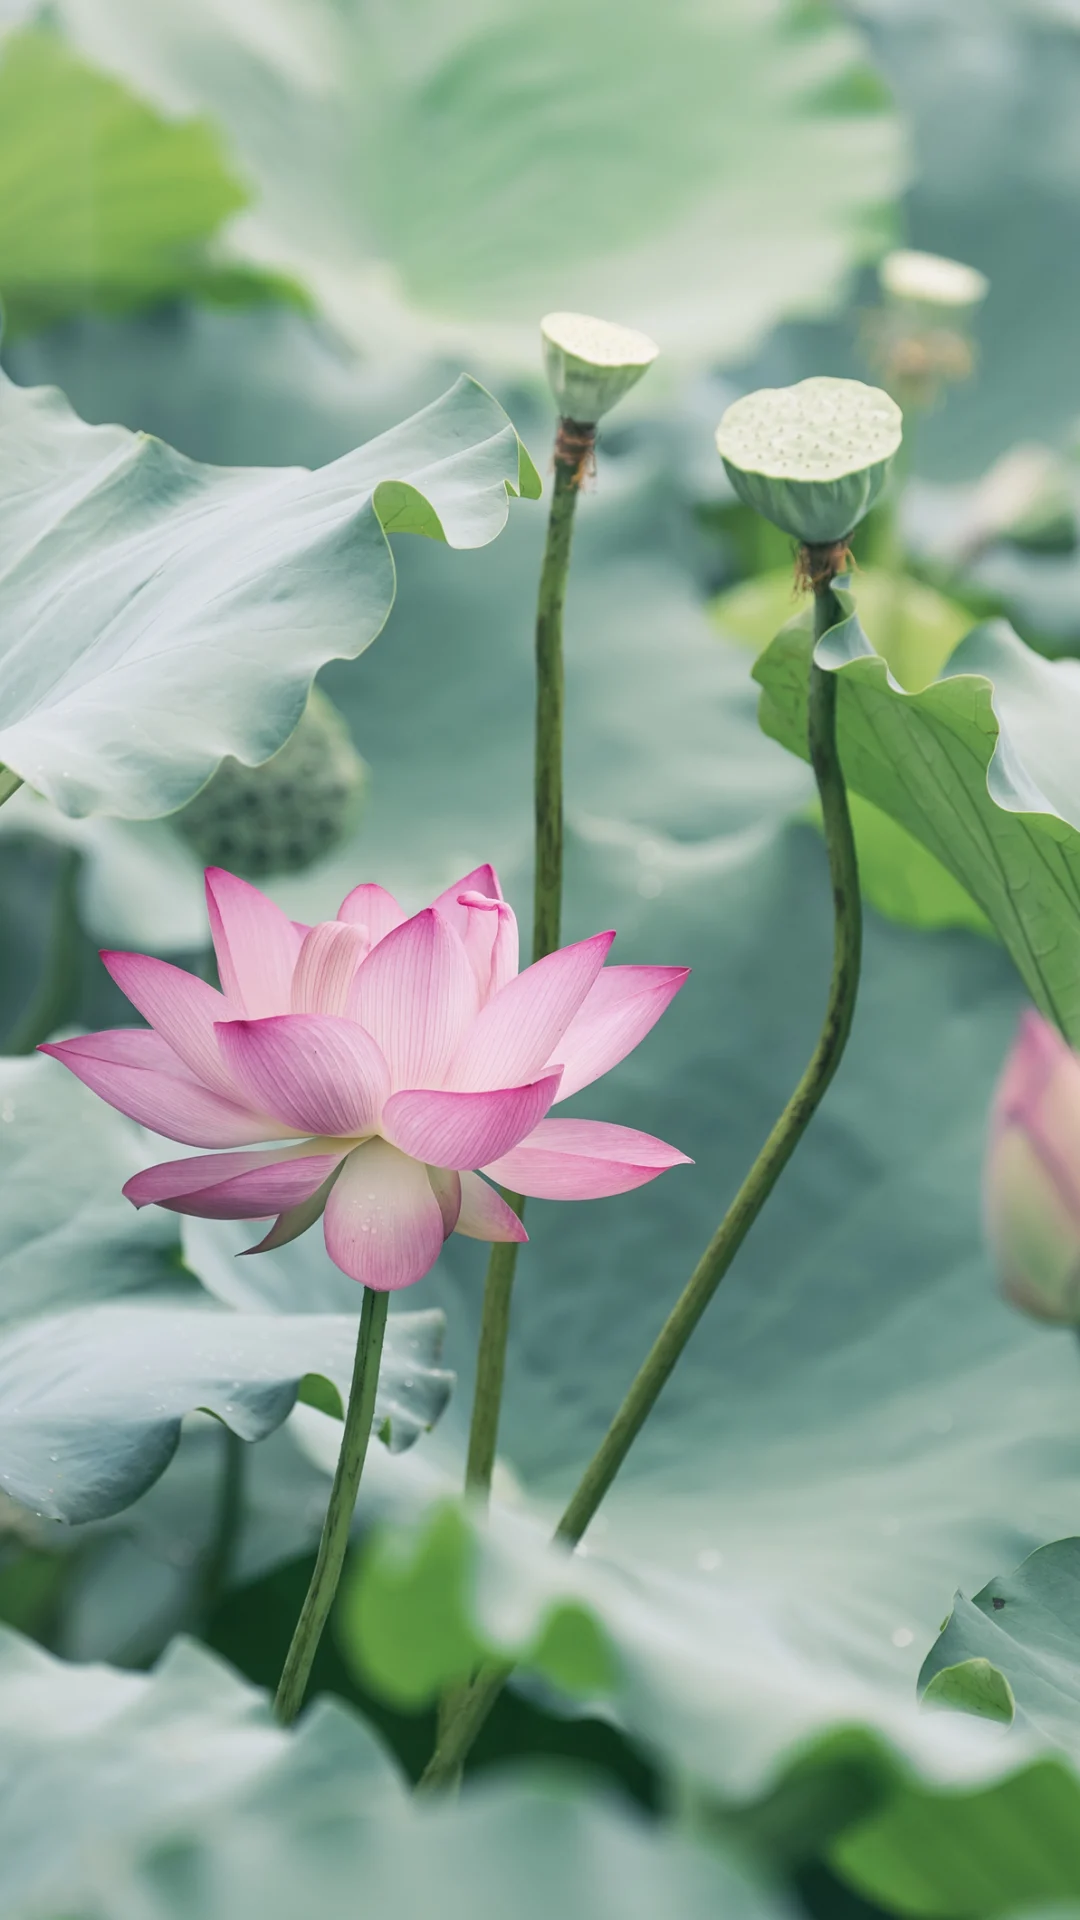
754, 593, 1080, 1043
0, 1625, 401, 1917
712, 566, 991, 936
0, 1299, 451, 1523
0, 28, 299, 337
0, 1623, 787, 1920
48, 0, 904, 369
831, 1539, 1080, 1916
919, 1537, 1080, 1755
0, 364, 536, 818
0, 1053, 177, 1324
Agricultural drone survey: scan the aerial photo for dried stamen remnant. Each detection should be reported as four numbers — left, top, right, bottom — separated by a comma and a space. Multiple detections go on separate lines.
796, 540, 855, 592
553, 417, 597, 488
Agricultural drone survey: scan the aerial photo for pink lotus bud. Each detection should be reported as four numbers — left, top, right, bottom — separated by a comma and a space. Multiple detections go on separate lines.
987, 1011, 1080, 1323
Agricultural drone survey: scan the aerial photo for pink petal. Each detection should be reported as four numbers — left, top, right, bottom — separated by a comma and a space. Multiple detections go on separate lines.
547, 965, 690, 1101
124, 1143, 348, 1217
44, 1027, 197, 1073
484, 1117, 692, 1199
40, 1034, 292, 1148
215, 1015, 390, 1138
454, 1172, 528, 1243
291, 921, 372, 1016
382, 1072, 562, 1170
444, 930, 615, 1092
347, 908, 479, 1090
425, 1164, 462, 1237
455, 893, 519, 1003
323, 1138, 445, 1291
205, 868, 303, 1018
337, 883, 407, 947
100, 951, 239, 1097
429, 865, 502, 933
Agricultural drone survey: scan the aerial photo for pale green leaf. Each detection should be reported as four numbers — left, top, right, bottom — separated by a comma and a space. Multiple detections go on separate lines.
0, 1300, 451, 1523
0, 1621, 787, 1920
0, 366, 536, 818
50, 0, 905, 368
0, 27, 299, 335
754, 594, 1080, 1042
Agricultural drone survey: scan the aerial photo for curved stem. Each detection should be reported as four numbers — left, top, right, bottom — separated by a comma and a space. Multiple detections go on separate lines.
418, 580, 862, 1792
274, 1286, 389, 1725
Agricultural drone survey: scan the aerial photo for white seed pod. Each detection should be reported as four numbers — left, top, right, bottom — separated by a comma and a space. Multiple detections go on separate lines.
175, 687, 367, 878
879, 248, 989, 315
715, 376, 903, 544
541, 311, 659, 424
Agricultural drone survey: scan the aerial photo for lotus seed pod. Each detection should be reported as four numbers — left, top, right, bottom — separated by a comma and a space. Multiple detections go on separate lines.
715, 376, 903, 544
879, 248, 989, 318
541, 311, 659, 424
986, 1012, 1080, 1325
175, 687, 367, 879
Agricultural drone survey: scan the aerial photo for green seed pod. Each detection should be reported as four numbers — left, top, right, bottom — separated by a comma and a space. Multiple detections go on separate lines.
715, 376, 903, 544
878, 248, 989, 319
541, 310, 659, 424
175, 687, 367, 879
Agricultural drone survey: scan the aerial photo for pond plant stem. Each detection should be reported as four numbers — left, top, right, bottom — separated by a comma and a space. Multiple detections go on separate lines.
274, 1286, 388, 1725
418, 562, 863, 1793
462, 421, 593, 1513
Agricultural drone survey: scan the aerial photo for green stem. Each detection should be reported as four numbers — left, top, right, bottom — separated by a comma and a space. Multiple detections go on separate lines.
433, 424, 592, 1777
6, 847, 83, 1054
193, 1421, 245, 1633
533, 421, 590, 963
274, 1287, 389, 1725
463, 1198, 526, 1501
417, 579, 862, 1792
459, 423, 592, 1517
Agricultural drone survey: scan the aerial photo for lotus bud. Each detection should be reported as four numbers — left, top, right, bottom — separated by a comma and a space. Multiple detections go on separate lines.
714, 376, 903, 550
986, 1011, 1080, 1324
175, 686, 367, 879
540, 311, 659, 427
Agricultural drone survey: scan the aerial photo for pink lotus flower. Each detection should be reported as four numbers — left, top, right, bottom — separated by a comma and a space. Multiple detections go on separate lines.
42, 866, 690, 1291
986, 1009, 1080, 1323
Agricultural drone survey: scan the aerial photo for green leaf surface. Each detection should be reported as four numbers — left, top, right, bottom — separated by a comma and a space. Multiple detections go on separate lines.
0, 1621, 789, 1920
755, 591, 1080, 1042
920, 1539, 1080, 1754
712, 566, 990, 934
833, 1757, 1080, 1918
49, 0, 904, 368
0, 1301, 451, 1523
0, 28, 297, 337
0, 1054, 178, 1325
0, 1626, 402, 1918
0, 365, 535, 818
922, 1658, 1015, 1725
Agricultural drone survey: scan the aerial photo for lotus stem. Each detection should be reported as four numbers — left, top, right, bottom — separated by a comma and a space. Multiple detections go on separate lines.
274, 1285, 388, 1725
462, 424, 591, 1515
418, 573, 863, 1792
